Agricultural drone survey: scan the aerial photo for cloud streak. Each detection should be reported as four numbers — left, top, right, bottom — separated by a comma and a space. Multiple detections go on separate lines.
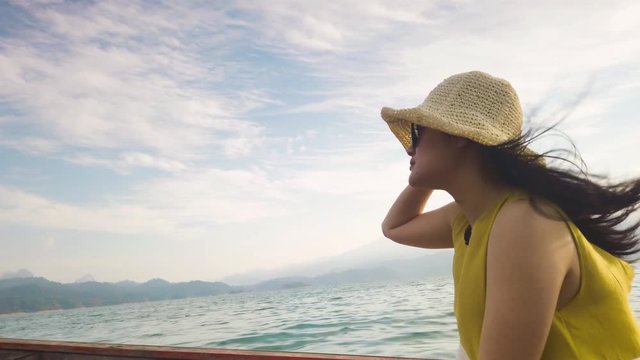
0, 1, 271, 165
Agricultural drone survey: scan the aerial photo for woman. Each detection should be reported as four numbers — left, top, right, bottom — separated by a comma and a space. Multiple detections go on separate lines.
380, 71, 640, 359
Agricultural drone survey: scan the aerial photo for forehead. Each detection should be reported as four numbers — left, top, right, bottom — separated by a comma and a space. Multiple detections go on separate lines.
420, 126, 452, 141
414, 124, 437, 134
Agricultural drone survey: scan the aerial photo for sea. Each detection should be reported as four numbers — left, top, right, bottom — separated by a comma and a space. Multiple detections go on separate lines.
1, 274, 640, 360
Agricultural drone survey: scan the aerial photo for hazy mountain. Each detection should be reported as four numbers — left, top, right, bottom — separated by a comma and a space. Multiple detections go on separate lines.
0, 278, 236, 314
219, 238, 452, 285
1, 269, 34, 279
376, 253, 453, 279
244, 251, 454, 291
75, 274, 95, 283
0, 239, 454, 314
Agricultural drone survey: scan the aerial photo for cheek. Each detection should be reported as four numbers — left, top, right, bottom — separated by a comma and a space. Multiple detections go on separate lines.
410, 144, 460, 184
417, 141, 455, 167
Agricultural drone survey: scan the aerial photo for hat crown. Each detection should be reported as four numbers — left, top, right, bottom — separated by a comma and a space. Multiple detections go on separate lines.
419, 71, 523, 142
380, 70, 533, 152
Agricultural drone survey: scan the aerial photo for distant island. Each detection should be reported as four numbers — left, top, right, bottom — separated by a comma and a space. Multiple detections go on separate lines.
1, 246, 453, 314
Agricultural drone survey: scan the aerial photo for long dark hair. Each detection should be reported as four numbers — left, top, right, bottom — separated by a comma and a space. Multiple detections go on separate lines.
478, 122, 640, 262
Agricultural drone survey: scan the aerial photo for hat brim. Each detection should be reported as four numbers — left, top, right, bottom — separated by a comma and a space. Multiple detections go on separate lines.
381, 106, 512, 148
380, 106, 546, 166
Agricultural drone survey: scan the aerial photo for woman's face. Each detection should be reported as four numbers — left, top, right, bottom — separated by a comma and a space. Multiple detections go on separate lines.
407, 125, 467, 189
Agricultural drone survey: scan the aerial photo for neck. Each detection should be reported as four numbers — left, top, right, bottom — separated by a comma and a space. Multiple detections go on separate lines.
445, 160, 515, 226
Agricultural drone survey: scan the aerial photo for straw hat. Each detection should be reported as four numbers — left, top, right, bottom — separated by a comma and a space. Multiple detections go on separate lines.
381, 70, 541, 162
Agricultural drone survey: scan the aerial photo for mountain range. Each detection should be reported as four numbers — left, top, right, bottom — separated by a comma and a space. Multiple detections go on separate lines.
0, 239, 453, 314
219, 238, 451, 285
0, 277, 234, 314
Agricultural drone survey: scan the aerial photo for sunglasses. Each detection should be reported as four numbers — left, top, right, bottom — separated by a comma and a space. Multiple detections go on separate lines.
411, 123, 425, 149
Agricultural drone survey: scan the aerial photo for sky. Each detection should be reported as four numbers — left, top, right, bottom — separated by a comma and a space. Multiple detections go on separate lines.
1, 0, 639, 283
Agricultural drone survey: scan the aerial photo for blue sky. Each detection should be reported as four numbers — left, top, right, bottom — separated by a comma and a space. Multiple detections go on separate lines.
1, 0, 639, 283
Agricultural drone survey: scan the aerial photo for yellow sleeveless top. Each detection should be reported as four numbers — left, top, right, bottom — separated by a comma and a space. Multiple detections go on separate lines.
451, 189, 640, 359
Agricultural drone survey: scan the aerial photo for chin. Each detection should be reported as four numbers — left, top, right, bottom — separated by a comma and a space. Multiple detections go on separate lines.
409, 174, 430, 188
409, 172, 443, 190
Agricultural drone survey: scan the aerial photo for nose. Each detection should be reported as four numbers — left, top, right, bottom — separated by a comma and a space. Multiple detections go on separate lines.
406, 145, 415, 156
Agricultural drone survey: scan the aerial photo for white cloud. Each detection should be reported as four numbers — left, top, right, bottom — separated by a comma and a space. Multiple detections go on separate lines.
243, 0, 639, 125
0, 165, 293, 237
0, 136, 60, 154
0, 185, 170, 234
0, 137, 416, 238
236, 0, 452, 56
0, 1, 271, 164
239, 1, 640, 190
610, 1, 640, 33
42, 237, 55, 250
5, 1, 636, 168
63, 152, 188, 174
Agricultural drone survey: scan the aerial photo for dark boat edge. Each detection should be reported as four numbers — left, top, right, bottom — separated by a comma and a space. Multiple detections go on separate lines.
0, 338, 431, 360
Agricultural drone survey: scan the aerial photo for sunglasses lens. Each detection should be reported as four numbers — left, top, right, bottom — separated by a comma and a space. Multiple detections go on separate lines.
411, 124, 416, 148
411, 124, 421, 148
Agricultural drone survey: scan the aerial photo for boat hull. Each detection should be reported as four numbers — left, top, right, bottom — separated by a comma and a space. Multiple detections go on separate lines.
0, 338, 427, 360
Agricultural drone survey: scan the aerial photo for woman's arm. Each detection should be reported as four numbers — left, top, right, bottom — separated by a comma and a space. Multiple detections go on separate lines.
381, 185, 458, 249
479, 200, 575, 359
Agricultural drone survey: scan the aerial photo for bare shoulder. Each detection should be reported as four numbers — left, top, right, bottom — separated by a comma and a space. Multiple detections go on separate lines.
490, 198, 575, 267
495, 198, 569, 235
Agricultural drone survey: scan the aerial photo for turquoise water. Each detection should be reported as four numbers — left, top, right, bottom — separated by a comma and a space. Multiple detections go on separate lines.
1, 274, 639, 360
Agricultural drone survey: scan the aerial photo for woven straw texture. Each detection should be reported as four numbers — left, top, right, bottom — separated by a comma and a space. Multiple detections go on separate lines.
381, 71, 524, 150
